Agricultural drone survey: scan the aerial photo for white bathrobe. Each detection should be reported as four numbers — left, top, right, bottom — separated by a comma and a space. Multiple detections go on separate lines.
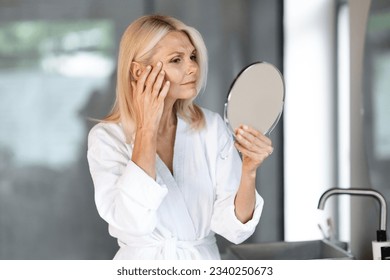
87, 108, 263, 259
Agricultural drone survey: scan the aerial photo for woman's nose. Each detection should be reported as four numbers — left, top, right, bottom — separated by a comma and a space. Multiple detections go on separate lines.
186, 60, 198, 75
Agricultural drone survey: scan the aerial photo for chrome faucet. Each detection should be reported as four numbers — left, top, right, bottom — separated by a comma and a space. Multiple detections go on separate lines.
318, 188, 387, 241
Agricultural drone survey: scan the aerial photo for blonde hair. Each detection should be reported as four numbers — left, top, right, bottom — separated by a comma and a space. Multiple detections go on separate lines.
104, 14, 208, 143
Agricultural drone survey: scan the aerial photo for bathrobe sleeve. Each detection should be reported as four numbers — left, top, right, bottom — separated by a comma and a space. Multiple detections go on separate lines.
210, 114, 264, 244
87, 123, 168, 236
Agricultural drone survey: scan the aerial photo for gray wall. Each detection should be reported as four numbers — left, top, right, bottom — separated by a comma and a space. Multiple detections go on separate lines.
0, 0, 283, 259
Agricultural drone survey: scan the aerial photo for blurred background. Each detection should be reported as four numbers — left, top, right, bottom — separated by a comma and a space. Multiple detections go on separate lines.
0, 0, 389, 260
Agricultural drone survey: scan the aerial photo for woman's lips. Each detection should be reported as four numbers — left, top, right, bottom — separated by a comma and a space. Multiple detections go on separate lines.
181, 81, 196, 85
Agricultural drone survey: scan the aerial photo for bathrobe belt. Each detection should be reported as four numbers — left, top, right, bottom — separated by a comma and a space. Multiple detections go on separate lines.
119, 234, 216, 259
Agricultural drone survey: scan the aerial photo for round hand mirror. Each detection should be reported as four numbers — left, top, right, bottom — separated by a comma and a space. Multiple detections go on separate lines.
224, 61, 285, 135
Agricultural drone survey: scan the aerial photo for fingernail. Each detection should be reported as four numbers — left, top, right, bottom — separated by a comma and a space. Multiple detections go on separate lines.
243, 125, 249, 130
238, 129, 244, 135
157, 61, 162, 67
146, 65, 151, 70
160, 70, 165, 75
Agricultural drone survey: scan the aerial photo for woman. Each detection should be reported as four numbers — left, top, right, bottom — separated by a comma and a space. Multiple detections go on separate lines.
87, 14, 274, 260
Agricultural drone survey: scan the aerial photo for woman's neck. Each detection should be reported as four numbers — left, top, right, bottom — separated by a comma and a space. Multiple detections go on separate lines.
158, 98, 177, 135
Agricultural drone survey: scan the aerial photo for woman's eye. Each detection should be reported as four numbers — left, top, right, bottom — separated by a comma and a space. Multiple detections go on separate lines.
170, 57, 181, 63
190, 54, 197, 61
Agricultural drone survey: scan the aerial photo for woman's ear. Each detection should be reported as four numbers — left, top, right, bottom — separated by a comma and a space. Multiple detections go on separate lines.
130, 62, 143, 80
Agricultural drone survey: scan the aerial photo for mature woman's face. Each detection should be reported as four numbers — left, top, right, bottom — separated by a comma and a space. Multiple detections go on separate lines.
150, 31, 199, 101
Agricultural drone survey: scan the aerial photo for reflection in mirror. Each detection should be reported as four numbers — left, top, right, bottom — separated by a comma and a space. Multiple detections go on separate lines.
224, 62, 285, 136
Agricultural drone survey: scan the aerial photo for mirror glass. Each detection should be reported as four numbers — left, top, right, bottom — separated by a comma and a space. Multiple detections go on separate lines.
224, 61, 285, 135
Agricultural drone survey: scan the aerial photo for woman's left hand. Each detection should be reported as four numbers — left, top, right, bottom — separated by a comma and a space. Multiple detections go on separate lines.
234, 125, 273, 174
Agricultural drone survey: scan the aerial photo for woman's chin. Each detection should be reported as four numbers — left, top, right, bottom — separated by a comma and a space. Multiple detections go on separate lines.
170, 89, 197, 100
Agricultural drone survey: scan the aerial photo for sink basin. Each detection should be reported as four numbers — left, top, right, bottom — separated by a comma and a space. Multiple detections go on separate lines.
226, 239, 354, 260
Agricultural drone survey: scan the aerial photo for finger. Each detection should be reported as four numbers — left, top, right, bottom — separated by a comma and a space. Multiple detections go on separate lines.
236, 128, 272, 152
240, 125, 272, 146
234, 142, 270, 160
235, 131, 267, 153
236, 128, 262, 148
236, 131, 273, 155
235, 130, 257, 151
152, 70, 166, 96
144, 61, 163, 92
136, 65, 152, 94
158, 81, 170, 101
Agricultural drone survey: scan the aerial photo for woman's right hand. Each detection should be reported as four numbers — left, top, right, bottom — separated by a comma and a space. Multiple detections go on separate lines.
131, 61, 170, 132
131, 61, 170, 179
